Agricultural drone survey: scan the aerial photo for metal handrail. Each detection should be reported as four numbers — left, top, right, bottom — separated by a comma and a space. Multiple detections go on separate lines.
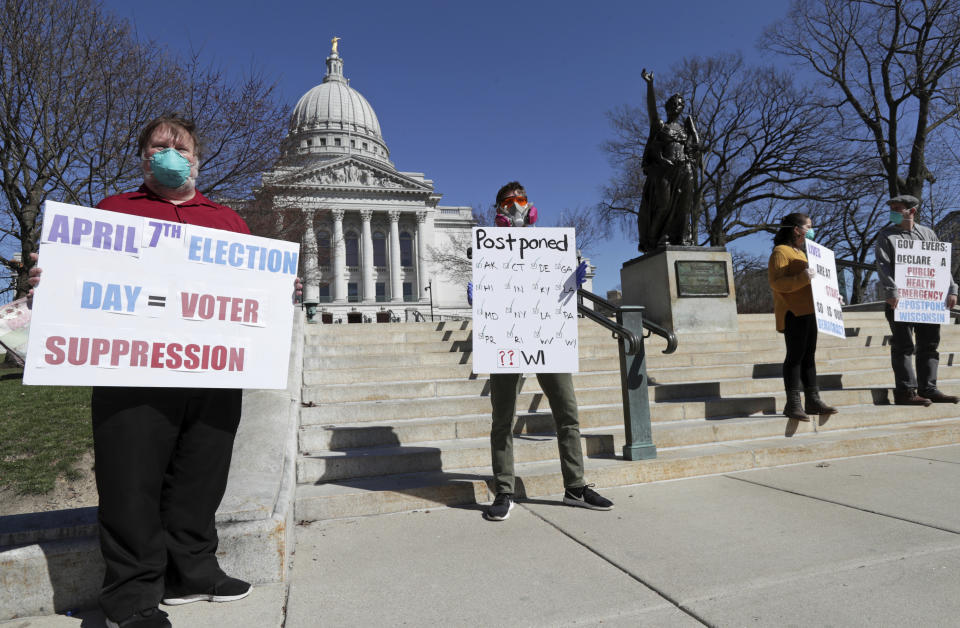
577, 289, 679, 355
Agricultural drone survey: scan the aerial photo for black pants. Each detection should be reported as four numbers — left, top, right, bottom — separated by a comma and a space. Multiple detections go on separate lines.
884, 306, 941, 393
92, 386, 242, 621
782, 311, 818, 390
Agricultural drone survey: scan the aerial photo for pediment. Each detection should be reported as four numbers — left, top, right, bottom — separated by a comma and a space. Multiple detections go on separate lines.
268, 157, 431, 192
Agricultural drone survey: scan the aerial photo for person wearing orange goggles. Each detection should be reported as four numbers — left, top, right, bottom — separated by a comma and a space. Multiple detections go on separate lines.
481, 181, 612, 522
494, 188, 538, 227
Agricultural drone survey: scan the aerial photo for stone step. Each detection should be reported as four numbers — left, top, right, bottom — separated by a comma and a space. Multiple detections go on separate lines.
302, 355, 955, 403
300, 327, 960, 368
297, 401, 960, 484
302, 343, 960, 386
303, 371, 622, 403
300, 366, 959, 426
299, 312, 901, 338
302, 339, 622, 359
297, 385, 915, 452
293, 418, 960, 520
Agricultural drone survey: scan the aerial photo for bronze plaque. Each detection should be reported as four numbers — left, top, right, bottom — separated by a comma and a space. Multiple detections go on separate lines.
674, 260, 729, 297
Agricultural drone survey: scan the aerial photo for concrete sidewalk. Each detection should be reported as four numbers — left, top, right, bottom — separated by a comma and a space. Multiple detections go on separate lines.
8, 445, 960, 627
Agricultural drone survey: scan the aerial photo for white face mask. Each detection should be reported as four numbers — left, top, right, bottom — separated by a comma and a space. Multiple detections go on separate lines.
506, 203, 529, 227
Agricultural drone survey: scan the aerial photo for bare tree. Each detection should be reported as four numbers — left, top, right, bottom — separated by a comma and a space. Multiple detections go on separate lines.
0, 0, 287, 301
602, 53, 850, 248
762, 0, 960, 200
731, 250, 774, 313
427, 205, 486, 285
549, 205, 609, 257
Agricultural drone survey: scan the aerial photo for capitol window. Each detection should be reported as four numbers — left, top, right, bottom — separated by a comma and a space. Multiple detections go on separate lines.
399, 232, 413, 267
335, 138, 341, 147
350, 140, 356, 148
317, 230, 331, 266
345, 231, 359, 267
363, 142, 368, 150
320, 138, 327, 146
373, 231, 386, 267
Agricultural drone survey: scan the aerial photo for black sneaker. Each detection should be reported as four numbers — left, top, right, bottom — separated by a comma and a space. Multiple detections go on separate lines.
563, 484, 613, 510
162, 576, 252, 606
105, 607, 171, 628
484, 493, 514, 521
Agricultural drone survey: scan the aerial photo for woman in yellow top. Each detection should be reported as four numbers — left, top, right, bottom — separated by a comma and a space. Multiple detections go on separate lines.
768, 213, 838, 421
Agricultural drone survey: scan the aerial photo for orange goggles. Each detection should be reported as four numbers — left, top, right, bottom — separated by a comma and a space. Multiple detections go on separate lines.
498, 195, 528, 208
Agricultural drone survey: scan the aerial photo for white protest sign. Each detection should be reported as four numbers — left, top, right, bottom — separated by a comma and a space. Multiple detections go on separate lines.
23, 201, 299, 389
894, 239, 952, 324
805, 241, 845, 338
472, 227, 578, 374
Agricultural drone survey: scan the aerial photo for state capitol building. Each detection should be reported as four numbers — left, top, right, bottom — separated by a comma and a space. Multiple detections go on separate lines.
255, 40, 473, 322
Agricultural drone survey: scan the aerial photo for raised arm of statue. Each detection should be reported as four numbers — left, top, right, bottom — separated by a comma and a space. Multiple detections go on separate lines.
641, 69, 659, 129
684, 115, 700, 151
331, 36, 340, 54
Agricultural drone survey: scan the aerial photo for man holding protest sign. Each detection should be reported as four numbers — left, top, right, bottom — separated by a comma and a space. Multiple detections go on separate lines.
479, 182, 612, 522
876, 194, 958, 406
29, 115, 297, 628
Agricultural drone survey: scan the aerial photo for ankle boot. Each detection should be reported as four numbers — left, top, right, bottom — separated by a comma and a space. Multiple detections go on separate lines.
783, 389, 809, 421
804, 387, 838, 415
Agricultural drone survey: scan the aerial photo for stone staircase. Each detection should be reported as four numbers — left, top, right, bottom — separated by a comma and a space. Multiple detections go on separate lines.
294, 313, 960, 521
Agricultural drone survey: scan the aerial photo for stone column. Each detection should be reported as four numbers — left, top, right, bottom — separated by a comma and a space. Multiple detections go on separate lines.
388, 210, 402, 303
332, 209, 347, 303
360, 210, 374, 302
302, 209, 320, 304
416, 211, 429, 300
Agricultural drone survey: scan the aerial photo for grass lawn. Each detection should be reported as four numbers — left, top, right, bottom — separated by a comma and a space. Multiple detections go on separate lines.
0, 365, 93, 494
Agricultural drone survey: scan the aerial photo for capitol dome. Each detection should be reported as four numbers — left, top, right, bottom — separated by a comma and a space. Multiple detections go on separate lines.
282, 42, 391, 165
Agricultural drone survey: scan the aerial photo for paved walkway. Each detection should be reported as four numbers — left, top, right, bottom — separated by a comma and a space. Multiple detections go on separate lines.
8, 445, 960, 627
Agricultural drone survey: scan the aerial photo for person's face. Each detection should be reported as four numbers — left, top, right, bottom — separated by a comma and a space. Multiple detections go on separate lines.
889, 202, 914, 220
143, 124, 197, 164
795, 217, 812, 240
499, 188, 528, 211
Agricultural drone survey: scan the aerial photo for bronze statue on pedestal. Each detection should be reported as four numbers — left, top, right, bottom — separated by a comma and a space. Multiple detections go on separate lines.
637, 69, 700, 252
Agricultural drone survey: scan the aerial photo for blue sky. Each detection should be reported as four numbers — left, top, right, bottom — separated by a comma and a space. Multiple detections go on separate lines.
102, 0, 795, 294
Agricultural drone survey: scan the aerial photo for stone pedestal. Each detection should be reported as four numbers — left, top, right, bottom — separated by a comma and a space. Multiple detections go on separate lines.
620, 245, 737, 335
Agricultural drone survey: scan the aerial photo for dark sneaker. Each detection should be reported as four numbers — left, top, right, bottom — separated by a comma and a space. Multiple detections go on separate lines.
893, 388, 932, 406
920, 389, 959, 404
484, 493, 514, 521
162, 576, 251, 606
105, 607, 171, 628
562, 484, 613, 510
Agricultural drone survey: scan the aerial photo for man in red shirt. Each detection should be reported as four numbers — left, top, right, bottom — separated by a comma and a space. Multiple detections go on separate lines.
34, 115, 261, 628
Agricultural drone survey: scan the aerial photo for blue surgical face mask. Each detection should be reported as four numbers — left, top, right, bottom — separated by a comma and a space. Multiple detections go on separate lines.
889, 211, 904, 225
804, 227, 816, 241
149, 148, 192, 188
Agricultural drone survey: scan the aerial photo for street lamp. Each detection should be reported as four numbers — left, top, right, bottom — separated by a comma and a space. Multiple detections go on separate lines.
424, 280, 434, 322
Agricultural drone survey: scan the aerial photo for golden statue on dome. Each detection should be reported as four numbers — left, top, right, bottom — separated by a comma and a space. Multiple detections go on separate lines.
331, 37, 341, 54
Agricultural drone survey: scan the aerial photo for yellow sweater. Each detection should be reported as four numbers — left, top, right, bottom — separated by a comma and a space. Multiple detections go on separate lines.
768, 244, 814, 332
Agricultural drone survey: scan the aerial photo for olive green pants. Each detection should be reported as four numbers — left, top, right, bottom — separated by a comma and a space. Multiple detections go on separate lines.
489, 372, 585, 494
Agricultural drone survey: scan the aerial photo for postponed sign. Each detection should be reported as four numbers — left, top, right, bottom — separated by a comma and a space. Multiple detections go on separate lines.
24, 201, 299, 389
471, 227, 579, 374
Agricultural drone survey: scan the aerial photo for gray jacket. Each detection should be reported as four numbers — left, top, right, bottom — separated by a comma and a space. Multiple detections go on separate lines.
874, 223, 958, 299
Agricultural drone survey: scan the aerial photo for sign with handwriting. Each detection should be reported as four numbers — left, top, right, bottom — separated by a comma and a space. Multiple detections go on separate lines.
471, 227, 578, 374
805, 241, 845, 338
